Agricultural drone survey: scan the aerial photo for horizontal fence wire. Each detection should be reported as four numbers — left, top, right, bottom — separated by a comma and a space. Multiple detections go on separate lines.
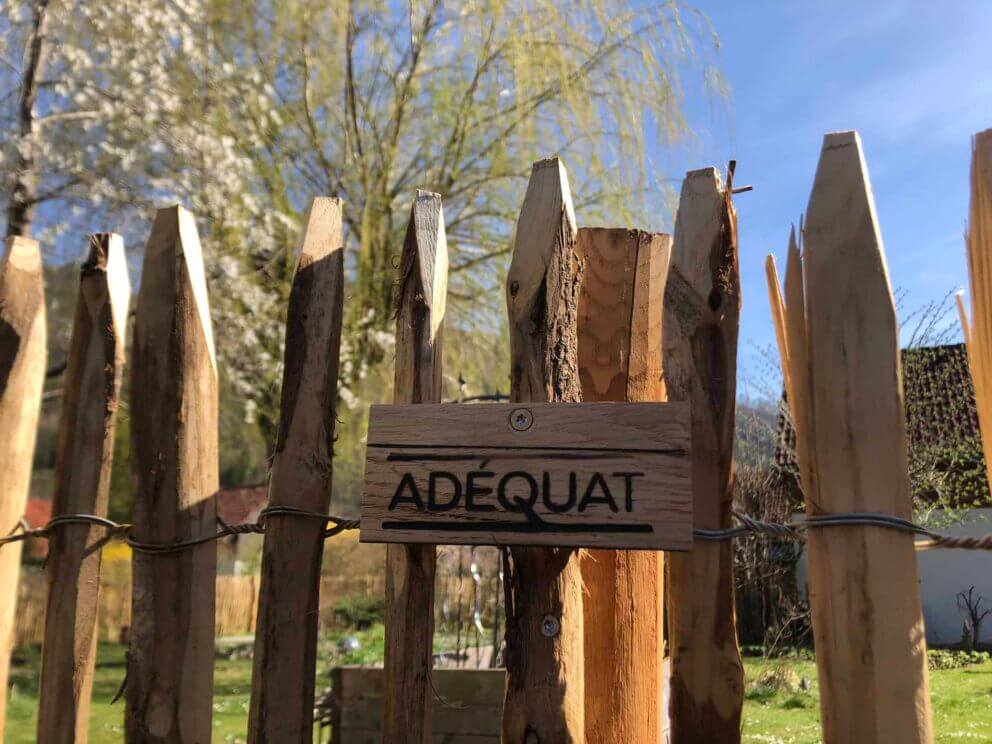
1, 508, 990, 553
0, 507, 361, 554
695, 511, 992, 551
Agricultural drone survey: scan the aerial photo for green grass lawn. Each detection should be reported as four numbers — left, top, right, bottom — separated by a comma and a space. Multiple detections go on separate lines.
6, 639, 992, 742
740, 656, 992, 743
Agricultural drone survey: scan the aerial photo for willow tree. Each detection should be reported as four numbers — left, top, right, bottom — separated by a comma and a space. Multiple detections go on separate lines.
0, 0, 720, 442
206, 0, 721, 394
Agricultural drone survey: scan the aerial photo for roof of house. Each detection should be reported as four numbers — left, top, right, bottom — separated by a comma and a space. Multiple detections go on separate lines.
774, 343, 989, 508
23, 498, 53, 560
18, 485, 268, 562
25, 498, 52, 529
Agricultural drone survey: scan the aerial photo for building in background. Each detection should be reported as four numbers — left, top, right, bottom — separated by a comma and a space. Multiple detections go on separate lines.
775, 343, 992, 647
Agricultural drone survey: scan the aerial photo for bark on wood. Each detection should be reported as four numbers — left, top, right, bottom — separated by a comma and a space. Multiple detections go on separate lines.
798, 131, 933, 743
37, 234, 129, 744
502, 157, 585, 743
248, 197, 344, 743
127, 206, 219, 743
0, 236, 45, 739
577, 228, 670, 743
663, 167, 744, 742
382, 191, 447, 744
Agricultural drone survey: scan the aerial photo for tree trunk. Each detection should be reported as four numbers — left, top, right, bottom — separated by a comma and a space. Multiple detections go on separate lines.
5, 0, 52, 239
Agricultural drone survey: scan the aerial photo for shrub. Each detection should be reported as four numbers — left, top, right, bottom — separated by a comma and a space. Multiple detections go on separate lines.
781, 694, 814, 710
927, 649, 991, 671
330, 593, 385, 630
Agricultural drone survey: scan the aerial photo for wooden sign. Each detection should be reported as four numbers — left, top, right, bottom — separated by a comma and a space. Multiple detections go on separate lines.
360, 402, 692, 550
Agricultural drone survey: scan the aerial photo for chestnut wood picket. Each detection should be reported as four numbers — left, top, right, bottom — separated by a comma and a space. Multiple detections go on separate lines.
0, 129, 967, 744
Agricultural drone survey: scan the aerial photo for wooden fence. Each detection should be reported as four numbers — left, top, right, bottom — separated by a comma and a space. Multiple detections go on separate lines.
2, 127, 988, 743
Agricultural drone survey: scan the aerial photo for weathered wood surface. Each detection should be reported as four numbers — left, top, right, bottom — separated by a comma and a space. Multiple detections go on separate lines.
798, 131, 932, 743
663, 167, 744, 741
502, 157, 586, 741
127, 206, 219, 742
577, 228, 670, 742
37, 234, 129, 744
248, 198, 344, 743
383, 191, 447, 743
0, 236, 45, 738
331, 667, 505, 744
361, 401, 691, 549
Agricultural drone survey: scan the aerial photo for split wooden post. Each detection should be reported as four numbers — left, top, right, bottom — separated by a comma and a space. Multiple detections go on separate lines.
248, 198, 344, 743
382, 191, 447, 743
127, 206, 219, 742
663, 167, 744, 740
959, 130, 992, 487
780, 131, 933, 743
37, 234, 129, 744
578, 227, 670, 742
0, 236, 46, 736
502, 157, 585, 742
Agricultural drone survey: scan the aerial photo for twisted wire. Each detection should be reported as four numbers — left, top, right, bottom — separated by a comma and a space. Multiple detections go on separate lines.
0, 508, 361, 554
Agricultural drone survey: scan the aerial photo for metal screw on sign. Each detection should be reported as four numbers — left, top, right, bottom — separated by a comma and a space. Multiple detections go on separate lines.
541, 614, 561, 638
509, 408, 533, 432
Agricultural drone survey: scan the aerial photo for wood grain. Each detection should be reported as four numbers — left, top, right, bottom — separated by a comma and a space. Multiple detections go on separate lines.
663, 167, 744, 742
361, 402, 691, 550
127, 206, 219, 743
800, 131, 932, 743
502, 157, 585, 742
576, 228, 670, 742
248, 198, 344, 743
962, 131, 992, 498
37, 234, 129, 744
0, 236, 45, 739
383, 191, 447, 743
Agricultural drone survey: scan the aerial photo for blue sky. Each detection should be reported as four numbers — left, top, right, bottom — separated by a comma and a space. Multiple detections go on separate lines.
662, 0, 991, 394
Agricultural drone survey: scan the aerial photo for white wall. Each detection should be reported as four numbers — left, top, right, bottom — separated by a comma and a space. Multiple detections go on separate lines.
795, 508, 992, 647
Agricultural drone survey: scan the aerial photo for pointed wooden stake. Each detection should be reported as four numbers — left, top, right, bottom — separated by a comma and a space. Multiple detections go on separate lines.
782, 228, 814, 486
765, 252, 792, 404
0, 236, 45, 732
663, 167, 744, 741
382, 190, 448, 743
37, 234, 129, 744
248, 198, 344, 743
962, 130, 992, 488
127, 206, 219, 742
799, 131, 933, 744
578, 227, 670, 742
502, 158, 585, 742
